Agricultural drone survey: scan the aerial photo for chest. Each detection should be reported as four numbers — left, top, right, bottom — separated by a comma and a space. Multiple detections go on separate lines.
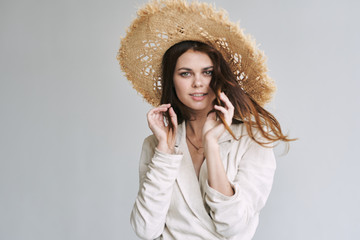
187, 145, 205, 178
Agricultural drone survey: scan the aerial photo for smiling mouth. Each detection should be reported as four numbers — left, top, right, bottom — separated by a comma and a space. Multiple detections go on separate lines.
190, 93, 208, 97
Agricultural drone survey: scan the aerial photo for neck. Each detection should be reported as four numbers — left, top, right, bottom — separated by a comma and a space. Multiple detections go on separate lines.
186, 114, 207, 140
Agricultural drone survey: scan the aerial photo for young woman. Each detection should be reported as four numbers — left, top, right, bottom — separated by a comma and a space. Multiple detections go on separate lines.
117, 1, 293, 239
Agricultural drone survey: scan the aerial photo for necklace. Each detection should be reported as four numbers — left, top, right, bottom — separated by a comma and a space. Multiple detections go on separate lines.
186, 135, 204, 154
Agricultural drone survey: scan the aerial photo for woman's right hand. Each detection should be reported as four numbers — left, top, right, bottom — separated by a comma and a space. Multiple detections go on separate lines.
147, 104, 178, 154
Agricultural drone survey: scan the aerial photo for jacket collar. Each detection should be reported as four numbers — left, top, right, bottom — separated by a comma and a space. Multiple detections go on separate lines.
175, 121, 235, 149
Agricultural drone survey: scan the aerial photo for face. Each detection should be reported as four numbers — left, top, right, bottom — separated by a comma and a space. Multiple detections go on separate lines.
173, 50, 216, 115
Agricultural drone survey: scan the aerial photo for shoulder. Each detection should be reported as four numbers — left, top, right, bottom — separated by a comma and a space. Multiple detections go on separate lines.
231, 123, 273, 146
143, 134, 158, 147
230, 122, 246, 136
139, 135, 158, 161
222, 123, 251, 144
224, 124, 275, 165
229, 123, 276, 167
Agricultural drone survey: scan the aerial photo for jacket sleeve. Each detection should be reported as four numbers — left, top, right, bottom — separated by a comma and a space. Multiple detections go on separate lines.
130, 135, 183, 240
203, 139, 276, 239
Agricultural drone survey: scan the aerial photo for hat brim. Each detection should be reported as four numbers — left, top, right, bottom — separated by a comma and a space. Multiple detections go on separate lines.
117, 0, 276, 107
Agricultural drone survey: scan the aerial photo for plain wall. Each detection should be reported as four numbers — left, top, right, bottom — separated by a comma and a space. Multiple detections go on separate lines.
1, 0, 359, 239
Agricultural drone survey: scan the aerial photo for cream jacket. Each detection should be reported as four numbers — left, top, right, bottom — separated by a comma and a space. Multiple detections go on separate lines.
130, 122, 276, 240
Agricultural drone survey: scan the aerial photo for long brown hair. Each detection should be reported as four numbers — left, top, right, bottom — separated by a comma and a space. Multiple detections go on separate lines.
160, 40, 294, 146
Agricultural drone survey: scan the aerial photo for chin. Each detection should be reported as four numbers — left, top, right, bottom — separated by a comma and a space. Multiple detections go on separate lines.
186, 102, 213, 113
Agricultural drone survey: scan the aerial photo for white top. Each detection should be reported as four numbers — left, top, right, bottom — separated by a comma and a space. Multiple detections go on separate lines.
131, 122, 276, 240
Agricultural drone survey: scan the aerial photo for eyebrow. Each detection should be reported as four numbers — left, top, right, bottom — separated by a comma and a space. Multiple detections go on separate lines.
177, 66, 213, 71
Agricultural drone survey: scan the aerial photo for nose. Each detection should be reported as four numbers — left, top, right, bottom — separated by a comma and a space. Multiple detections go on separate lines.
192, 74, 203, 88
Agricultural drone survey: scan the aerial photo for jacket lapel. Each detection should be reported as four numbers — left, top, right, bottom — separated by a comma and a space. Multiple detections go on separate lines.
174, 122, 241, 233
175, 122, 217, 232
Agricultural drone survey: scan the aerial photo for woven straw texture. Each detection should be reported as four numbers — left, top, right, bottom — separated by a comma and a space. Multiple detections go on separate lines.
117, 0, 276, 107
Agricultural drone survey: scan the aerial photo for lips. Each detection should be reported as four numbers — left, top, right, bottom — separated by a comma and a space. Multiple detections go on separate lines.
189, 92, 208, 101
190, 93, 208, 97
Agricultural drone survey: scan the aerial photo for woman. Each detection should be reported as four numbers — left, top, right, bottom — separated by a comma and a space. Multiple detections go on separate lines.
117, 1, 293, 239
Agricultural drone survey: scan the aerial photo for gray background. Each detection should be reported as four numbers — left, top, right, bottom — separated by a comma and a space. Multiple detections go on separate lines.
1, 0, 359, 239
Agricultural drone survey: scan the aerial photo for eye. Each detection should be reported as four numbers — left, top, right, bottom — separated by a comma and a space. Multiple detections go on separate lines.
203, 70, 213, 76
179, 72, 191, 77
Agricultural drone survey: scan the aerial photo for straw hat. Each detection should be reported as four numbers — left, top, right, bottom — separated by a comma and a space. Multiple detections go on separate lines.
117, 0, 276, 107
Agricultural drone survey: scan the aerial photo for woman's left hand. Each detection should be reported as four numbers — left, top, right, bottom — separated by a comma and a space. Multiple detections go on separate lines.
202, 92, 234, 143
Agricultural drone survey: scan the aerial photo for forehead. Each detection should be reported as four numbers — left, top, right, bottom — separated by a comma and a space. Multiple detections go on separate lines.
175, 50, 213, 68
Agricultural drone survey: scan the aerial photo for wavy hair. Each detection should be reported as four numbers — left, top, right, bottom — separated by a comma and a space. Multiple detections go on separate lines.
160, 41, 294, 146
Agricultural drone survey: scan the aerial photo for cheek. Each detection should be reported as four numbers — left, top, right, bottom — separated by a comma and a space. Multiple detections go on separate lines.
173, 78, 187, 95
209, 89, 216, 102
207, 80, 215, 96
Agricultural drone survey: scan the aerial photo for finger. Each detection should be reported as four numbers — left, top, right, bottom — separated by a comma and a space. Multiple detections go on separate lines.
148, 114, 164, 127
158, 103, 171, 108
147, 109, 166, 119
156, 112, 164, 123
214, 105, 228, 115
147, 105, 171, 117
147, 110, 164, 123
152, 105, 171, 113
214, 105, 232, 124
169, 107, 178, 127
148, 107, 169, 123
